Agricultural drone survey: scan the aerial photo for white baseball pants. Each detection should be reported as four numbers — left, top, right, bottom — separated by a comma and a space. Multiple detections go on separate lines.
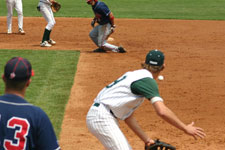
39, 2, 55, 30
89, 23, 118, 52
6, 0, 23, 30
86, 103, 132, 150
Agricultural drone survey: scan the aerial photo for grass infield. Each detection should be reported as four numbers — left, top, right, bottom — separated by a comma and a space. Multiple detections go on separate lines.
0, 50, 80, 137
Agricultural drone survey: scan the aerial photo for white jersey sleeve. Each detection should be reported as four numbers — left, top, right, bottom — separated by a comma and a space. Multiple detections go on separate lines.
94, 69, 162, 120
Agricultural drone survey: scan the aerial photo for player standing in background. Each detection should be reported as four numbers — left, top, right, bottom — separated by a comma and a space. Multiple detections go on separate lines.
0, 57, 60, 150
86, 50, 206, 150
37, 0, 56, 47
6, 0, 25, 34
86, 0, 126, 53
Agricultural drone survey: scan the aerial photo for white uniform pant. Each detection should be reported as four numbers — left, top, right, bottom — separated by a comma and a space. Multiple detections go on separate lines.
89, 23, 118, 52
6, 0, 23, 30
86, 103, 132, 150
38, 2, 55, 30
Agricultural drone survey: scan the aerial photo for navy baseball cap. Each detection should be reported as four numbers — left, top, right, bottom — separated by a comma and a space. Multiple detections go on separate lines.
4, 57, 34, 81
145, 49, 165, 66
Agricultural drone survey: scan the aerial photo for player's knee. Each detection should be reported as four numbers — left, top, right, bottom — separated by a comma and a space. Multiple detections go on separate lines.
89, 32, 94, 38
51, 22, 56, 27
17, 11, 23, 16
89, 34, 97, 43
47, 22, 55, 29
7, 13, 13, 18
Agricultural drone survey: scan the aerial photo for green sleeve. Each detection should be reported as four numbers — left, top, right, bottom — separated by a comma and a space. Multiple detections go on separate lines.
131, 77, 160, 99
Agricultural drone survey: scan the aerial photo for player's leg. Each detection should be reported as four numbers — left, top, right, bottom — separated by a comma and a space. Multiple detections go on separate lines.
39, 4, 56, 46
14, 0, 25, 34
6, 0, 14, 34
86, 104, 132, 150
97, 24, 118, 52
89, 26, 99, 46
46, 9, 56, 44
89, 25, 106, 52
98, 23, 126, 53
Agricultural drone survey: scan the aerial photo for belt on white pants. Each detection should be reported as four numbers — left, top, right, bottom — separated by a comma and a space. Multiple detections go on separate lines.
93, 103, 117, 118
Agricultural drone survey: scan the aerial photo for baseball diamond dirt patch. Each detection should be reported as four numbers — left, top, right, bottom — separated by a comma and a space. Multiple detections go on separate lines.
0, 17, 225, 150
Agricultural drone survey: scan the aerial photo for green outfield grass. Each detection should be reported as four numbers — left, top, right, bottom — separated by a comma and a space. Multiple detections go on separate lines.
0, 0, 225, 20
0, 50, 80, 137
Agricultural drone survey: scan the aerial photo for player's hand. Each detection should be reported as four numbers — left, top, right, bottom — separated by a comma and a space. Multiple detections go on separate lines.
184, 122, 206, 139
145, 138, 155, 146
111, 25, 116, 33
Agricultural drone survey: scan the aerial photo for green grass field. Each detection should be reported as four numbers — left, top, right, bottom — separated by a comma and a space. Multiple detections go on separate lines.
0, 50, 80, 137
0, 0, 225, 139
0, 0, 225, 20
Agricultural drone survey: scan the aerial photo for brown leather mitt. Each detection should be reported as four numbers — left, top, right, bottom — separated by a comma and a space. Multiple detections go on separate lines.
145, 139, 176, 150
51, 1, 61, 13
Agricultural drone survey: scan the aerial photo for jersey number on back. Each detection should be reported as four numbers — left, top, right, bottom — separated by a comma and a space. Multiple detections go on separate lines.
106, 75, 127, 88
3, 117, 30, 150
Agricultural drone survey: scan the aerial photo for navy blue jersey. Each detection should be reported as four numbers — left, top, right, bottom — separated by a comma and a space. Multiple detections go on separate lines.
92, 1, 111, 25
0, 94, 60, 150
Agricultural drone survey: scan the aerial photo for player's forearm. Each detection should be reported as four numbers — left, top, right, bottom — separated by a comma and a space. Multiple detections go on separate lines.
109, 12, 115, 26
161, 108, 187, 131
153, 102, 187, 132
125, 114, 150, 143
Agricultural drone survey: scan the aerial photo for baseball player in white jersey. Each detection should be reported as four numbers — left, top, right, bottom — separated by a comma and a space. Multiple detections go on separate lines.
37, 0, 56, 47
86, 49, 206, 150
6, 0, 25, 34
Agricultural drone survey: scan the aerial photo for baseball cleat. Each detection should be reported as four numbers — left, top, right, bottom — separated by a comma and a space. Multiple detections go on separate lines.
40, 41, 52, 47
118, 46, 126, 53
18, 28, 25, 35
7, 29, 12, 34
93, 48, 106, 53
48, 39, 56, 45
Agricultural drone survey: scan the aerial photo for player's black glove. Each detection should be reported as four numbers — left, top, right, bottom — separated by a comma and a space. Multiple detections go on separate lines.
91, 19, 96, 28
145, 139, 176, 150
37, 6, 40, 11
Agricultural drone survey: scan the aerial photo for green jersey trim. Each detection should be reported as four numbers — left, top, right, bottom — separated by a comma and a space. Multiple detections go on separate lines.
131, 77, 161, 100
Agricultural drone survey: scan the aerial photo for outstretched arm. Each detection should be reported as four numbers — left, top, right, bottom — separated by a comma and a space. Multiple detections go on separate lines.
152, 101, 206, 139
125, 113, 154, 145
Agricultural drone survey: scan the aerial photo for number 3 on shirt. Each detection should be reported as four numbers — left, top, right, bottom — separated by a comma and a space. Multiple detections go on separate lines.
4, 117, 30, 150
106, 75, 127, 88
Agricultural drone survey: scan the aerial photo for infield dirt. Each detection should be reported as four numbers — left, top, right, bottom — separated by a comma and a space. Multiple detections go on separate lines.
0, 17, 225, 150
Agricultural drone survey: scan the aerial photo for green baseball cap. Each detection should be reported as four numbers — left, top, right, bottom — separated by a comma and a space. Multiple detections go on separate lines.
145, 49, 164, 66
